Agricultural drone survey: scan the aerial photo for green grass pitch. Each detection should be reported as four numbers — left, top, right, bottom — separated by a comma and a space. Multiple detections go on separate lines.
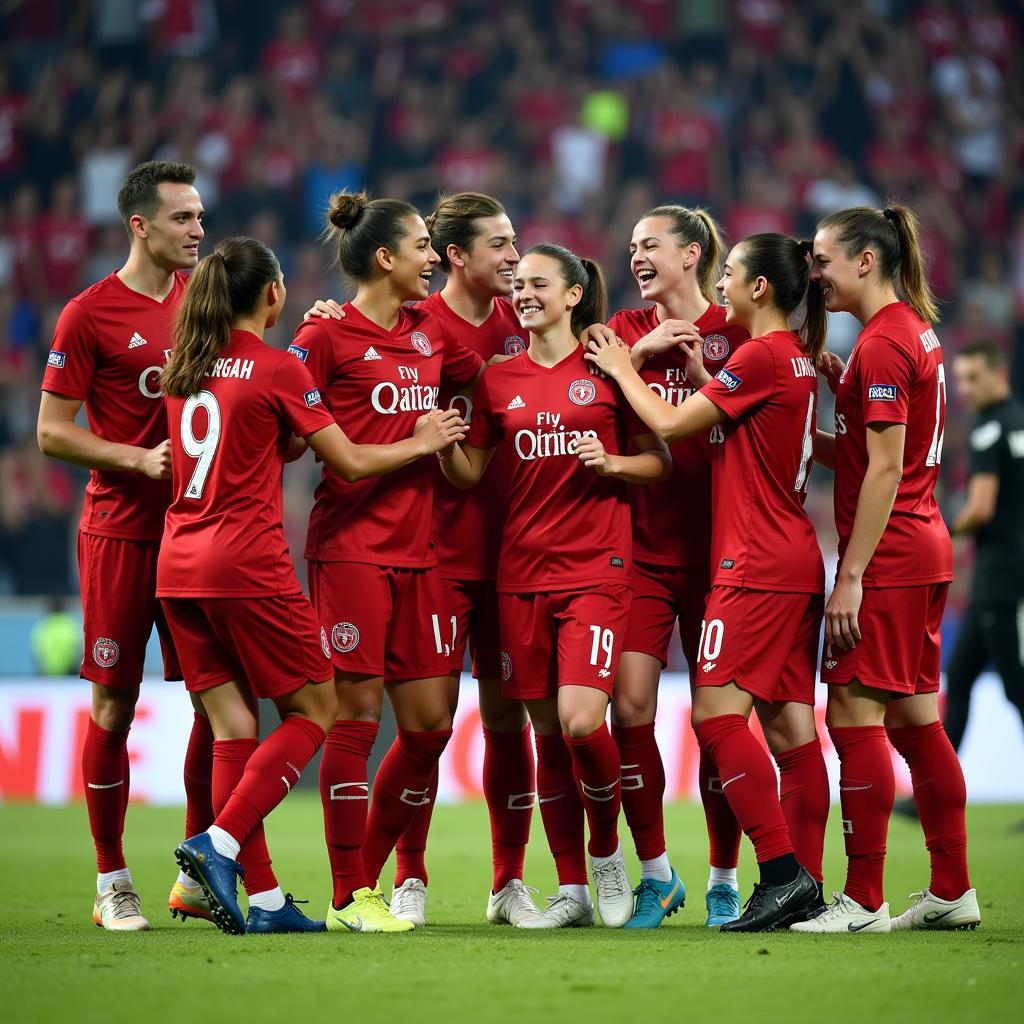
2, 799, 1022, 1024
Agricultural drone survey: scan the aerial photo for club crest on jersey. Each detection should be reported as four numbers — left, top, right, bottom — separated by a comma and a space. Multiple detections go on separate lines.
92, 637, 120, 668
868, 384, 898, 402
715, 368, 742, 391
410, 331, 432, 357
331, 622, 360, 653
47, 349, 66, 368
304, 388, 323, 408
568, 378, 597, 406
288, 344, 309, 363
320, 627, 331, 660
500, 651, 512, 682
702, 334, 730, 360
504, 335, 526, 356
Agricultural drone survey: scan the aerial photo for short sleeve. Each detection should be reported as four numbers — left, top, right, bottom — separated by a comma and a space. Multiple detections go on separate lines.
441, 334, 484, 390
854, 333, 914, 426
289, 319, 340, 399
41, 299, 96, 400
699, 339, 775, 420
271, 354, 336, 437
466, 369, 502, 449
968, 417, 1002, 476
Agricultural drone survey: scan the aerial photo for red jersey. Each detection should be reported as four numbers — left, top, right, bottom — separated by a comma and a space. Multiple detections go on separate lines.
833, 302, 953, 588
41, 271, 188, 542
293, 302, 482, 568
424, 291, 526, 581
700, 331, 824, 595
609, 303, 747, 568
467, 346, 636, 594
157, 331, 334, 598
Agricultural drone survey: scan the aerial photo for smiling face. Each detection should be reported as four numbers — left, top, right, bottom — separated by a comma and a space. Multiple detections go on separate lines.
715, 243, 755, 327
512, 252, 581, 333
629, 215, 697, 304
386, 214, 441, 300
455, 213, 519, 297
137, 182, 204, 271
810, 228, 865, 315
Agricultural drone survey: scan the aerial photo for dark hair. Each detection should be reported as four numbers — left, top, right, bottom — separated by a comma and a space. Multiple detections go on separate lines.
116, 161, 197, 234
957, 341, 1008, 370
526, 243, 608, 338
735, 233, 827, 360
161, 237, 279, 398
324, 190, 419, 281
642, 205, 725, 303
817, 203, 939, 324
425, 192, 507, 273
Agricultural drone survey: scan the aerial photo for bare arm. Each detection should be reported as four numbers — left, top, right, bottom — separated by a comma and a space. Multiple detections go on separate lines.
813, 429, 836, 470
825, 422, 905, 651
951, 474, 999, 536
306, 409, 466, 483
439, 441, 494, 490
575, 431, 672, 483
37, 391, 171, 479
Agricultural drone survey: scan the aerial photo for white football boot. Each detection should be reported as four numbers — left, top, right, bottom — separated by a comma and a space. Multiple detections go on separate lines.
789, 891, 891, 933
93, 880, 150, 931
515, 892, 595, 929
390, 878, 428, 927
486, 879, 542, 926
591, 849, 634, 928
891, 888, 980, 931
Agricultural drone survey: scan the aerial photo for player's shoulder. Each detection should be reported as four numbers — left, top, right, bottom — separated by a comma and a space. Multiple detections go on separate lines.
860, 302, 932, 354
609, 306, 657, 342
64, 272, 119, 312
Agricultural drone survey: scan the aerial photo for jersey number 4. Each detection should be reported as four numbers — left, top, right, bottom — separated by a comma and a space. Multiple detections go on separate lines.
181, 390, 222, 500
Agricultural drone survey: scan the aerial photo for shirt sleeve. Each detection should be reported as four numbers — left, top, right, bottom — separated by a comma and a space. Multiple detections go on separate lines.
466, 369, 501, 449
699, 339, 775, 420
968, 416, 1003, 476
289, 319, 338, 399
272, 354, 337, 437
441, 333, 484, 390
41, 298, 96, 400
854, 333, 915, 427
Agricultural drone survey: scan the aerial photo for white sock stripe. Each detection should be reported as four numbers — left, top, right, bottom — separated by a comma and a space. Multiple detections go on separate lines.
281, 775, 291, 794
506, 791, 536, 810
720, 772, 746, 790
329, 782, 369, 801
87, 780, 124, 790
580, 779, 618, 802
399, 787, 432, 807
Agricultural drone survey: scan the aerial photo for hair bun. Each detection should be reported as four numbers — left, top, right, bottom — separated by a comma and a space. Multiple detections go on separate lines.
882, 206, 897, 222
327, 191, 368, 230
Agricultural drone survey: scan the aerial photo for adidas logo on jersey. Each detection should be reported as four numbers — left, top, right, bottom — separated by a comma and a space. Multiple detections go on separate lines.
507, 394, 526, 409
363, 346, 382, 361
128, 332, 148, 349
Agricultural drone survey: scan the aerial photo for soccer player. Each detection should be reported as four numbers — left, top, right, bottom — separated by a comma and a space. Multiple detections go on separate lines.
291, 192, 483, 933
794, 204, 980, 933
161, 237, 466, 935
583, 205, 751, 928
587, 233, 828, 933
37, 161, 216, 931
440, 244, 672, 929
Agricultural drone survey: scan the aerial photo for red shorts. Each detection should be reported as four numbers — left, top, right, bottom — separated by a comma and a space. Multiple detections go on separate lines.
498, 585, 632, 701
624, 562, 709, 672
821, 583, 948, 696
442, 577, 502, 679
308, 561, 452, 682
78, 532, 182, 687
160, 594, 332, 698
696, 586, 823, 705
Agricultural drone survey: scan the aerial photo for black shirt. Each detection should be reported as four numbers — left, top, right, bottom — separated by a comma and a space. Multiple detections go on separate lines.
967, 395, 1024, 602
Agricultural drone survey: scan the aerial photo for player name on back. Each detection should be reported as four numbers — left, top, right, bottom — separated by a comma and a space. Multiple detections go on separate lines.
206, 356, 255, 380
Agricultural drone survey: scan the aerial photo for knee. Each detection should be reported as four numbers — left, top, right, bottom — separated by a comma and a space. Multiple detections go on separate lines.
92, 689, 138, 732
309, 685, 339, 733
337, 688, 383, 724
479, 690, 528, 732
560, 708, 604, 739
611, 691, 655, 729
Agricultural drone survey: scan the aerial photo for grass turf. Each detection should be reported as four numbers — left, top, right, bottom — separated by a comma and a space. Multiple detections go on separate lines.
1, 799, 1021, 1024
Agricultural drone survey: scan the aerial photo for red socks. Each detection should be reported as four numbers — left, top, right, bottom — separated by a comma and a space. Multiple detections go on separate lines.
693, 714, 793, 864
483, 726, 536, 891
776, 738, 829, 884
183, 712, 214, 840
828, 725, 894, 912
319, 720, 378, 908
214, 716, 325, 849
534, 732, 587, 885
565, 724, 621, 858
611, 722, 665, 860
887, 722, 970, 900
699, 745, 742, 869
212, 738, 277, 896
362, 728, 451, 887
395, 765, 438, 887
82, 719, 128, 872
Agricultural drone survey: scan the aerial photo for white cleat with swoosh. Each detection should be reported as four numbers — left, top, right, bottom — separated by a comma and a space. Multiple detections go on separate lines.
890, 888, 980, 931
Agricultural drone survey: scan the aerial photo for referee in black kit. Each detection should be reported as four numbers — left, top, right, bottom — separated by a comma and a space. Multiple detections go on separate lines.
897, 341, 1024, 821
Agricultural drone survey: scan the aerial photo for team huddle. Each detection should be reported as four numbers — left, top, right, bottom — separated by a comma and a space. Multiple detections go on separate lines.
39, 161, 981, 937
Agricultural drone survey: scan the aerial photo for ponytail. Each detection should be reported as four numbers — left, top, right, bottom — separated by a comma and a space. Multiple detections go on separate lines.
525, 243, 608, 339
643, 204, 726, 304
162, 237, 279, 398
817, 203, 939, 324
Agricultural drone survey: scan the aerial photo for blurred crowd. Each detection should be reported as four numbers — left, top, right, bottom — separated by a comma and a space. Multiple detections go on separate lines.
0, 0, 1021, 617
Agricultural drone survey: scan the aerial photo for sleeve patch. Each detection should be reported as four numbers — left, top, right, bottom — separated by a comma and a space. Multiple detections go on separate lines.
287, 344, 309, 363
970, 420, 1001, 452
867, 384, 898, 402
715, 368, 742, 391
304, 388, 322, 408
47, 350, 66, 368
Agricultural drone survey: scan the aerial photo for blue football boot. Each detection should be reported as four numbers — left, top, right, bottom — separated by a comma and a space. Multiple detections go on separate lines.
705, 882, 741, 927
247, 894, 327, 934
174, 832, 246, 935
623, 869, 686, 929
